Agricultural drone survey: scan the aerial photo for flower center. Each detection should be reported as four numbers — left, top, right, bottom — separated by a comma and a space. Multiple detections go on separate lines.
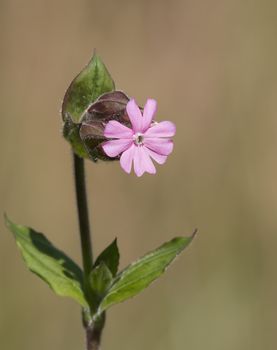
133, 132, 144, 146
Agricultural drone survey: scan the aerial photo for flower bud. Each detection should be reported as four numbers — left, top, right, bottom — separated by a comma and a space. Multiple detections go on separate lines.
63, 91, 131, 161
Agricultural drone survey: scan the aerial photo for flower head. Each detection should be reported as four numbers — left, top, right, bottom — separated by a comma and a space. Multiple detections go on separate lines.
102, 99, 176, 176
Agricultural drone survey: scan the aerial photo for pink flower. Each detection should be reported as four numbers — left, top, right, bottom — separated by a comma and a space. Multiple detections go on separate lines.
102, 99, 176, 176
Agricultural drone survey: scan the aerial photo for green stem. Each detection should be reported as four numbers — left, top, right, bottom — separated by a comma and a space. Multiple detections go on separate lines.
73, 152, 104, 350
73, 152, 94, 279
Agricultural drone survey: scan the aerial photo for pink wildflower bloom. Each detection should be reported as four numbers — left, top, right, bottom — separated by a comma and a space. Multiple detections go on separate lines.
102, 99, 176, 177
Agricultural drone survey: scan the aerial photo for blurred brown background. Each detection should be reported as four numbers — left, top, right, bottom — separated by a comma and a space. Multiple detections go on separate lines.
1, 0, 277, 349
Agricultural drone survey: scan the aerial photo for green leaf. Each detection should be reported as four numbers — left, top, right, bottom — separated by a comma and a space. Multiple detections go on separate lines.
5, 216, 88, 307
94, 239, 120, 276
98, 233, 196, 314
89, 262, 113, 297
62, 53, 115, 123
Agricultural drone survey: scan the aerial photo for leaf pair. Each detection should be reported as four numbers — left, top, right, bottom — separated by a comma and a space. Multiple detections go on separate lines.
5, 216, 195, 316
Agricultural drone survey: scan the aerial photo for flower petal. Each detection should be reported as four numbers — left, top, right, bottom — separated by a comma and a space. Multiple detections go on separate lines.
145, 148, 167, 165
104, 120, 133, 139
102, 139, 132, 157
141, 147, 156, 174
133, 146, 156, 177
144, 121, 176, 138
133, 147, 144, 177
126, 99, 142, 132
120, 144, 136, 174
142, 99, 157, 132
144, 138, 174, 156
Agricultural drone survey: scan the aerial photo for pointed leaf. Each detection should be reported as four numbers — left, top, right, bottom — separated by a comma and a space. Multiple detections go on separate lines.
94, 239, 120, 276
98, 233, 196, 313
5, 216, 88, 307
89, 262, 113, 297
62, 53, 115, 123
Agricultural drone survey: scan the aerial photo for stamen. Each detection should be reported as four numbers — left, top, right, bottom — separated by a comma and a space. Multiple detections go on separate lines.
133, 132, 144, 146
